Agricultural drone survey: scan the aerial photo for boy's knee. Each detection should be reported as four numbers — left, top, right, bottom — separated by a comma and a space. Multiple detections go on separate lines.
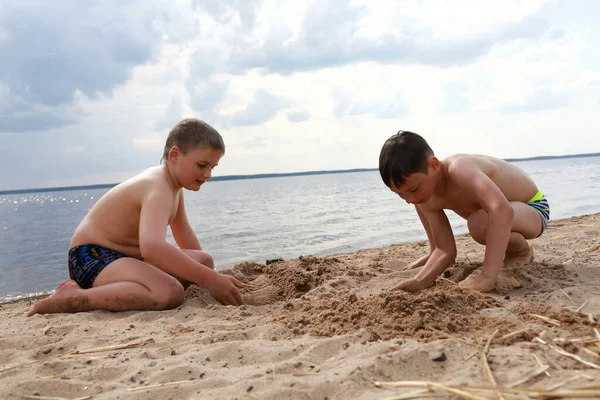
200, 251, 214, 270
155, 279, 185, 309
467, 212, 488, 245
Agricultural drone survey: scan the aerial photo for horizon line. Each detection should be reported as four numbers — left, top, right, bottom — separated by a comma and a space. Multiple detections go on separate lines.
1, 151, 599, 195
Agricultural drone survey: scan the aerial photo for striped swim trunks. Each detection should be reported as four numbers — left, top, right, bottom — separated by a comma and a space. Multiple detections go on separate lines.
526, 191, 550, 237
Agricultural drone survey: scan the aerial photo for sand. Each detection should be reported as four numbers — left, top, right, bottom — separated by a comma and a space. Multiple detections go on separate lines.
1, 214, 600, 399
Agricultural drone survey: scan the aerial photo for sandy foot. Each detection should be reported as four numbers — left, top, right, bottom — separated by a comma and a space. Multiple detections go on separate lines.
27, 280, 83, 316
458, 273, 496, 292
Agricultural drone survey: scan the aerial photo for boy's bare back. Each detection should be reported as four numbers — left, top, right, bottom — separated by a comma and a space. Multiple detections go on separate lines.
421, 154, 539, 217
71, 166, 179, 258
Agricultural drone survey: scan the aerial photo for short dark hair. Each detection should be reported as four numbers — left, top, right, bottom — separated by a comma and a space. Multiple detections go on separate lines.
162, 118, 225, 162
379, 130, 434, 188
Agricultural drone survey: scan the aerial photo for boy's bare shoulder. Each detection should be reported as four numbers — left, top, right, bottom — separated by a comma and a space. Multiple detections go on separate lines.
444, 154, 501, 176
114, 166, 174, 201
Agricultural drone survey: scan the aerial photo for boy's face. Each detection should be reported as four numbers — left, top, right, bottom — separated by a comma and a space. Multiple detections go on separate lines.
170, 145, 223, 191
389, 157, 440, 205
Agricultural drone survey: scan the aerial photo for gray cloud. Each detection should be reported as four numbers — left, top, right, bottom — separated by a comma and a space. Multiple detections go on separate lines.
156, 97, 185, 131
227, 89, 291, 126
286, 110, 310, 123
187, 79, 231, 114
226, 1, 550, 74
0, 1, 169, 133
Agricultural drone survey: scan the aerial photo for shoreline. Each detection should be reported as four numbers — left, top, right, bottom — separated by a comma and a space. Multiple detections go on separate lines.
3, 211, 600, 306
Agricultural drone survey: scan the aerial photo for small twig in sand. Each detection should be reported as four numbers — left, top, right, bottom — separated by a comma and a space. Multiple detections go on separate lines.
483, 329, 498, 355
0, 338, 154, 374
546, 343, 600, 369
506, 365, 549, 388
545, 375, 584, 391
529, 314, 561, 326
559, 289, 576, 305
481, 330, 506, 400
128, 379, 196, 392
374, 381, 489, 400
576, 299, 591, 313
22, 396, 93, 400
74, 338, 154, 354
593, 328, 600, 342
498, 328, 532, 341
580, 347, 600, 360
374, 380, 600, 399
532, 353, 551, 377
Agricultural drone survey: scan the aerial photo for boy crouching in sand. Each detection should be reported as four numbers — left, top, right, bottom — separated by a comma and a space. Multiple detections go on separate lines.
379, 131, 550, 293
29, 118, 245, 316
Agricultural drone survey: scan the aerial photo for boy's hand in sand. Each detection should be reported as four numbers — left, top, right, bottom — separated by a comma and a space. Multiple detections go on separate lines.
459, 273, 495, 293
206, 273, 246, 306
392, 278, 425, 293
404, 253, 431, 270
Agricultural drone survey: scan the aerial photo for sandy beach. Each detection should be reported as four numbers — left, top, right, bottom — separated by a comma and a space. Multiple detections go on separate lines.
2, 213, 600, 399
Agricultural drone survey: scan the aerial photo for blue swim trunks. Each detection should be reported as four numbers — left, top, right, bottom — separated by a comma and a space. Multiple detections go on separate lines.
68, 244, 134, 289
526, 191, 550, 237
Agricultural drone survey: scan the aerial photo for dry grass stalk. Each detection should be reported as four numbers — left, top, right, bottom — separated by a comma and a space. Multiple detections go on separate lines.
593, 328, 600, 342
532, 353, 551, 377
128, 379, 196, 392
481, 330, 506, 400
374, 381, 489, 400
381, 389, 444, 400
484, 329, 499, 355
506, 365, 549, 388
559, 289, 576, 305
545, 375, 586, 391
529, 314, 561, 326
547, 343, 600, 369
580, 347, 600, 360
576, 299, 591, 312
22, 396, 93, 400
498, 328, 532, 341
74, 338, 154, 355
0, 338, 155, 374
292, 372, 320, 376
511, 277, 522, 288
375, 379, 600, 399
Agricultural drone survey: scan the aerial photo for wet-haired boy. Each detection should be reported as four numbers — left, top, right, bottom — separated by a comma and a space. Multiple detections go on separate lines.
379, 131, 549, 293
29, 118, 245, 315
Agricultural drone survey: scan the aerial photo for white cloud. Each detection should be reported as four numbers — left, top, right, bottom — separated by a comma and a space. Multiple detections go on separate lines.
1, 0, 599, 190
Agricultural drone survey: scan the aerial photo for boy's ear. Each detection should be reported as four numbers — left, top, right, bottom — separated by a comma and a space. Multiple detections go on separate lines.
429, 156, 441, 171
168, 146, 181, 163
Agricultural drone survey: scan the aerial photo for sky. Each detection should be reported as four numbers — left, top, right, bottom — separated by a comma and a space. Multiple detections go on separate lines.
1, 0, 599, 190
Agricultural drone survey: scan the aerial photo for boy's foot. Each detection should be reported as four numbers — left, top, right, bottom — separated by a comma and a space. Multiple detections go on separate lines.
504, 245, 534, 268
27, 280, 83, 316
459, 273, 496, 293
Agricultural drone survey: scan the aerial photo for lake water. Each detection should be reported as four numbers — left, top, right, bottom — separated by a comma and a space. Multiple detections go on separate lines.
1, 155, 599, 302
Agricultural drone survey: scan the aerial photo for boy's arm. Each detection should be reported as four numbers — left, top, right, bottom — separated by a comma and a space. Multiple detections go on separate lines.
393, 208, 456, 291
452, 168, 513, 279
139, 188, 244, 305
404, 205, 436, 270
170, 192, 202, 250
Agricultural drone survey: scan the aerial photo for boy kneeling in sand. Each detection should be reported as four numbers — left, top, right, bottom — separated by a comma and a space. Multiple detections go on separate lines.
29, 118, 245, 316
379, 131, 550, 293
